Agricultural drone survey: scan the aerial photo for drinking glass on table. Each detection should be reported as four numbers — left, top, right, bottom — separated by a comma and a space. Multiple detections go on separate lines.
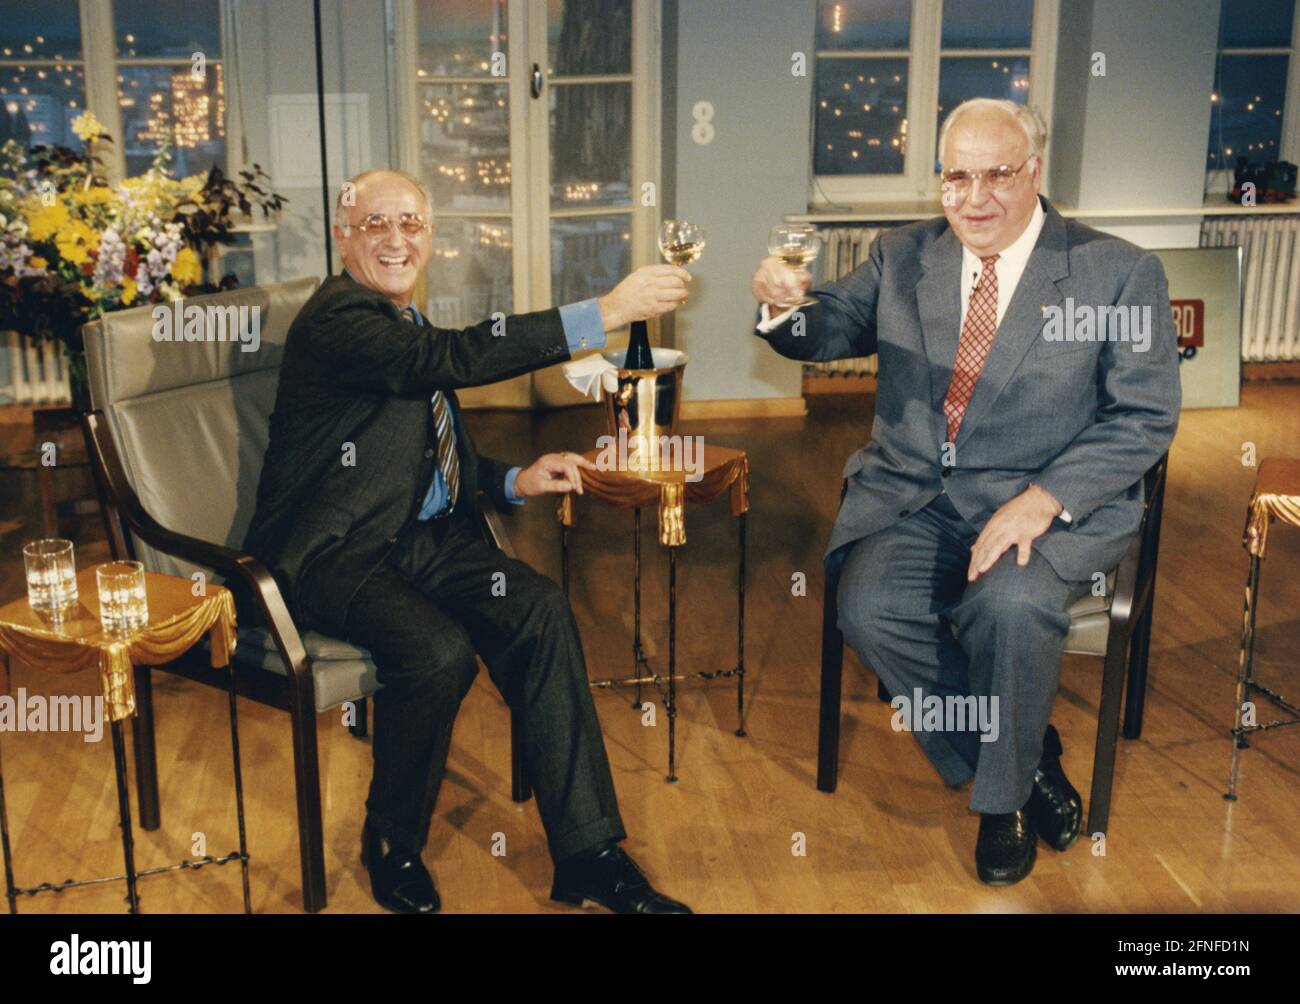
96, 561, 149, 633
768, 223, 821, 308
23, 538, 78, 624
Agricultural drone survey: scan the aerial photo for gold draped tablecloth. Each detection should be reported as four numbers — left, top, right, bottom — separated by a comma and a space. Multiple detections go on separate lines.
557, 444, 750, 546
1243, 458, 1300, 558
0, 570, 237, 722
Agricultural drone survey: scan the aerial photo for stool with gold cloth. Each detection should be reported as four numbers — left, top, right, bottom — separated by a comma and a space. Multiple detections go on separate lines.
0, 571, 250, 913
557, 351, 748, 782
1227, 458, 1300, 801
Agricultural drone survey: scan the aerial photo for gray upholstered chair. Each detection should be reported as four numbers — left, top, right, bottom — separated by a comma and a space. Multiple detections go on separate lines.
80, 279, 528, 913
816, 454, 1169, 836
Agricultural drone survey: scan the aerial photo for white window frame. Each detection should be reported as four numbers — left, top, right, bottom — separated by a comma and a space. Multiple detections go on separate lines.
392, 0, 659, 317
812, 0, 1057, 206
0, 17, 88, 155
70, 0, 236, 184
1205, 5, 1300, 197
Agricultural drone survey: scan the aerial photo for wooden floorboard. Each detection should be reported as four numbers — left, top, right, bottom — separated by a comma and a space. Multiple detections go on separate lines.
0, 384, 1297, 913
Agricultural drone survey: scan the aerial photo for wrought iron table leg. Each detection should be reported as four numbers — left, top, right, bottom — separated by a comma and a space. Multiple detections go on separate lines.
634, 508, 643, 710
736, 512, 747, 737
225, 661, 252, 913
667, 545, 678, 783
1226, 553, 1262, 801
110, 720, 140, 913
132, 664, 160, 830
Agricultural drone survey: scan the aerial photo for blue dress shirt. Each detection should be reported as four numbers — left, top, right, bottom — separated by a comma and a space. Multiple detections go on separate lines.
404, 297, 606, 519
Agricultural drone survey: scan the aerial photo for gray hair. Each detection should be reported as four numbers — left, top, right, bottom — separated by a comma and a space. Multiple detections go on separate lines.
938, 98, 1047, 167
335, 168, 434, 220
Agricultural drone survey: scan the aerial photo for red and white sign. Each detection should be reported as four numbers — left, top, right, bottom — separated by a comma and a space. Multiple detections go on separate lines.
1170, 298, 1204, 349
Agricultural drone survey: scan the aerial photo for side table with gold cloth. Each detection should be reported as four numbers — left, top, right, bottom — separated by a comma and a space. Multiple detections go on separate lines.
0, 570, 250, 913
557, 444, 750, 782
1227, 458, 1300, 801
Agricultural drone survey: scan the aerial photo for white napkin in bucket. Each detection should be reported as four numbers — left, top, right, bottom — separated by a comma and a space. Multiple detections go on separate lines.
562, 353, 621, 402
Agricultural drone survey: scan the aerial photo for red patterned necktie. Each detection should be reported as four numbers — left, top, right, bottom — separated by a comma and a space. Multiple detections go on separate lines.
942, 253, 1000, 444
402, 306, 461, 512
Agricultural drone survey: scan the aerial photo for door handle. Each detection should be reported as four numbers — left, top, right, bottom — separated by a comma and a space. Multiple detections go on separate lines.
531, 63, 544, 99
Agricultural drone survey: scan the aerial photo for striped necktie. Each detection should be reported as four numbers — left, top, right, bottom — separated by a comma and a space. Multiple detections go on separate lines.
402, 306, 460, 513
941, 253, 1000, 444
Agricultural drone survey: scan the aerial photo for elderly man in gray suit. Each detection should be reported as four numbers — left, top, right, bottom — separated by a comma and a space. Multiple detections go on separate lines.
751, 98, 1180, 885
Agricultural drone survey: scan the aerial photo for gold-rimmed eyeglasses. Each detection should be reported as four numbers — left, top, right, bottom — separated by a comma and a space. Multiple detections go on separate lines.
940, 157, 1033, 195
340, 212, 433, 238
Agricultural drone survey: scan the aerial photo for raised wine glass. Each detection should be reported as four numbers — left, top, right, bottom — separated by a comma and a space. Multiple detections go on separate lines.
659, 220, 705, 268
768, 223, 821, 308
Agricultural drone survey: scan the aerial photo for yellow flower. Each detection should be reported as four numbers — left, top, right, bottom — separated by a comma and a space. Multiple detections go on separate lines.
71, 111, 106, 143
58, 242, 89, 266
178, 174, 206, 197
76, 186, 115, 206
54, 219, 99, 265
171, 246, 202, 285
120, 275, 138, 306
27, 200, 70, 242
28, 256, 47, 268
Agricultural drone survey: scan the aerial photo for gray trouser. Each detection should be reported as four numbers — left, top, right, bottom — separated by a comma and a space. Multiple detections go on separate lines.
836, 491, 1090, 814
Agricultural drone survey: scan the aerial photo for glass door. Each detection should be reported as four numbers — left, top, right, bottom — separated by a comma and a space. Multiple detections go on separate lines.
399, 0, 656, 408
528, 0, 641, 404
406, 0, 525, 405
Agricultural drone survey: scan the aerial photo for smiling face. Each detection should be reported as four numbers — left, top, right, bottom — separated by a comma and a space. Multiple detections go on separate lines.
940, 108, 1042, 257
332, 172, 434, 309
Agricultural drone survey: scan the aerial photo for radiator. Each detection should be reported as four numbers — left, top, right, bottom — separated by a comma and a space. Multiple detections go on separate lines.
1201, 215, 1300, 362
808, 226, 887, 376
1, 332, 72, 404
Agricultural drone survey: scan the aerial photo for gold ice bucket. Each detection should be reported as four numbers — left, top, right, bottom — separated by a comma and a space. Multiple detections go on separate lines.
601, 347, 689, 470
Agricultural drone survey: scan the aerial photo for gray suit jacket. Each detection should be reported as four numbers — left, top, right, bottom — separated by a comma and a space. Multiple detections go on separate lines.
757, 197, 1181, 582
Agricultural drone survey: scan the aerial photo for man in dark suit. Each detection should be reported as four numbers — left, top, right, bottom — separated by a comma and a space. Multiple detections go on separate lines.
245, 168, 692, 913
751, 100, 1180, 885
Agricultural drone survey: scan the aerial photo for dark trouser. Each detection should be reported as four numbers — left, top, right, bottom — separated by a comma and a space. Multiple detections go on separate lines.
339, 509, 626, 864
836, 491, 1091, 815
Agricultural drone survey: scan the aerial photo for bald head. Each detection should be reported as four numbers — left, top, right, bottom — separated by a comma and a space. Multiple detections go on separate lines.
332, 168, 435, 309
336, 168, 433, 220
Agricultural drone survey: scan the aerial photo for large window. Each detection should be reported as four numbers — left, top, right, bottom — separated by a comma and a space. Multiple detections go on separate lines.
0, 0, 228, 181
403, 0, 650, 338
812, 0, 1055, 203
114, 0, 226, 178
0, 2, 86, 151
1207, 0, 1297, 183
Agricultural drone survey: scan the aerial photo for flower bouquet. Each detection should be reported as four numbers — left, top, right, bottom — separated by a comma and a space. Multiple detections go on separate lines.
0, 112, 286, 409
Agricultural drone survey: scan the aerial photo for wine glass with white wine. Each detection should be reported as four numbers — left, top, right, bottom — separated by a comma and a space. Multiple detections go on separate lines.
622, 221, 705, 369
768, 223, 821, 308
659, 220, 705, 268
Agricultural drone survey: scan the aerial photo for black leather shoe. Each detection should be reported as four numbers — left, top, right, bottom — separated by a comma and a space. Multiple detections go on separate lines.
361, 818, 440, 914
551, 844, 692, 914
1030, 724, 1083, 852
975, 808, 1036, 886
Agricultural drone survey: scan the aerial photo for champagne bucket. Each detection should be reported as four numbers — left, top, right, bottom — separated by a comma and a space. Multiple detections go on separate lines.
601, 348, 689, 468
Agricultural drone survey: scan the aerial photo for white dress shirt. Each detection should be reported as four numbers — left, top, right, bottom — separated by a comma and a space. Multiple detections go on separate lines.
959, 198, 1045, 330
